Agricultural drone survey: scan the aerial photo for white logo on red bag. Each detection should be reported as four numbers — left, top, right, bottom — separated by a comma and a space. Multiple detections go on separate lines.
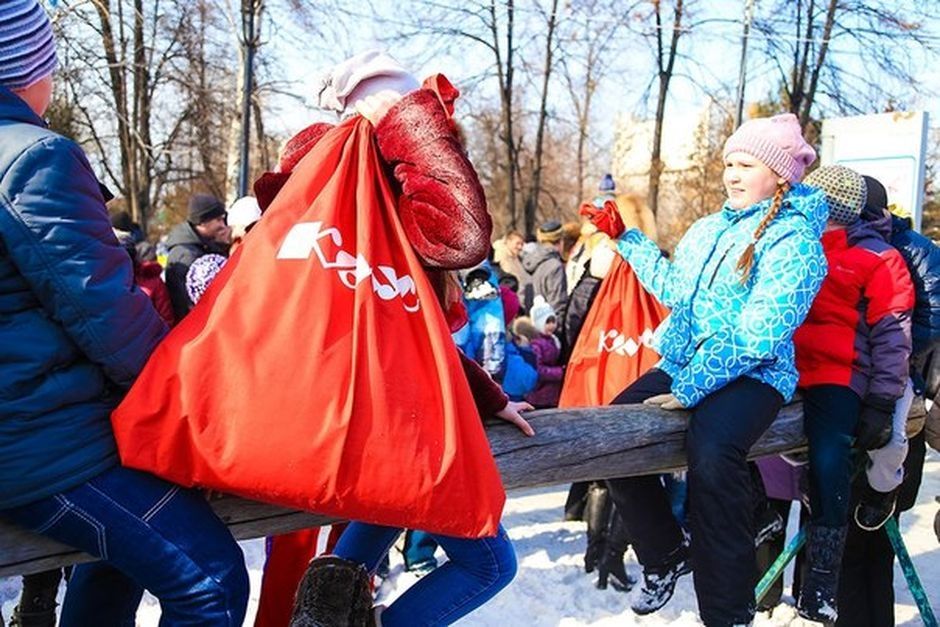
597, 328, 655, 356
277, 221, 420, 312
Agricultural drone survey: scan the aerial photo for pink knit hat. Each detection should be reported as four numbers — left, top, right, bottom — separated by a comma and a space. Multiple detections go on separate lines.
723, 113, 816, 183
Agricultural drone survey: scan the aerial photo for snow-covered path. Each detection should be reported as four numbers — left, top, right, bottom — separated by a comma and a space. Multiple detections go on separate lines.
2, 450, 937, 625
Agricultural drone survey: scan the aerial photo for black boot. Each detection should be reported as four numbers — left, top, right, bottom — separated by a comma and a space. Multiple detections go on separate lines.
10, 569, 62, 627
797, 525, 848, 625
854, 484, 898, 531
595, 506, 636, 592
564, 481, 590, 522
631, 542, 691, 615
290, 556, 374, 627
582, 482, 611, 573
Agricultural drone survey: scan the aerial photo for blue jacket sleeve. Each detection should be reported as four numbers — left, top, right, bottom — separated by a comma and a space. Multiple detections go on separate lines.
615, 229, 679, 305
0, 135, 167, 388
671, 233, 826, 407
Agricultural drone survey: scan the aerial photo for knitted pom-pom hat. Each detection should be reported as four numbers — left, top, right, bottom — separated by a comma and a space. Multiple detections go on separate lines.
723, 113, 816, 183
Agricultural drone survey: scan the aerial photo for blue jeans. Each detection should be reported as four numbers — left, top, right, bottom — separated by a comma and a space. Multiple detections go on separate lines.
1, 466, 248, 626
335, 522, 516, 626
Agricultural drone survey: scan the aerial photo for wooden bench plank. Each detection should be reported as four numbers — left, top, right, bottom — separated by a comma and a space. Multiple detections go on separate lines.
0, 402, 807, 577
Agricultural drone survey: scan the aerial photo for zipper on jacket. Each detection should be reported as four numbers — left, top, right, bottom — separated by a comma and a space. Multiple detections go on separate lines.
707, 244, 735, 289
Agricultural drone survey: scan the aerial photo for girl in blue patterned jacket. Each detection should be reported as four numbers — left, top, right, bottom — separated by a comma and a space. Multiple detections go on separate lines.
584, 113, 827, 626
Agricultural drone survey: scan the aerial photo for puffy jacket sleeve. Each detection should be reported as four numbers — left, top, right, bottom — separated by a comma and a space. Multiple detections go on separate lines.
460, 351, 509, 418
899, 229, 940, 356
671, 232, 826, 407
0, 135, 167, 388
864, 249, 914, 400
531, 339, 564, 382
616, 221, 701, 307
374, 89, 492, 270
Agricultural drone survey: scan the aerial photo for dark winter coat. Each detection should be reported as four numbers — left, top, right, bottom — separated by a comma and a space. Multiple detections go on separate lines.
525, 334, 564, 408
560, 260, 603, 362
520, 245, 567, 314
165, 221, 228, 321
794, 212, 914, 402
889, 215, 940, 357
0, 86, 167, 509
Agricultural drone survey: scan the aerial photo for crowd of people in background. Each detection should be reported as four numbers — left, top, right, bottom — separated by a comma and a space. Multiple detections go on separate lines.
2, 1, 939, 626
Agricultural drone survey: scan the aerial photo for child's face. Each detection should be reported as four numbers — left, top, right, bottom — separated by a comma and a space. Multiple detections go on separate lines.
824, 220, 847, 232
544, 317, 557, 335
723, 152, 783, 210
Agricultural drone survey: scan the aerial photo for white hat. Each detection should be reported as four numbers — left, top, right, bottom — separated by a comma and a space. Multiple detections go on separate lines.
228, 196, 261, 230
317, 49, 419, 113
529, 295, 556, 335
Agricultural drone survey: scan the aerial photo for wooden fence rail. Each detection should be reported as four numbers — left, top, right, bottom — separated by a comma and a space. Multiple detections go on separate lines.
0, 402, 808, 578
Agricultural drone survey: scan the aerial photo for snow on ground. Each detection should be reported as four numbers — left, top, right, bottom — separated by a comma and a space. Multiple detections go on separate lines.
3, 450, 938, 626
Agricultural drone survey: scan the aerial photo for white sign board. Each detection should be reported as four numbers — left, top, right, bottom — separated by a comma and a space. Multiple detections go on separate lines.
820, 111, 929, 232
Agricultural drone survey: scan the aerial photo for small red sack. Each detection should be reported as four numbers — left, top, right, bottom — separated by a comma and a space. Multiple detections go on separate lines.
112, 117, 505, 538
559, 256, 669, 407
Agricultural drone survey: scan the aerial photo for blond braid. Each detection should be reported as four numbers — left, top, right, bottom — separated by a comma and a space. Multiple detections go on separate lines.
736, 182, 789, 284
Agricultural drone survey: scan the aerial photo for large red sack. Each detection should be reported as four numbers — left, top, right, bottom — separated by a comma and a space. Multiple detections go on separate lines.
559, 256, 669, 407
112, 116, 505, 538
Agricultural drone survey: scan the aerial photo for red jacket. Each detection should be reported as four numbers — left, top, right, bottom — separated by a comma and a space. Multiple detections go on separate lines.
136, 260, 175, 327
794, 214, 914, 401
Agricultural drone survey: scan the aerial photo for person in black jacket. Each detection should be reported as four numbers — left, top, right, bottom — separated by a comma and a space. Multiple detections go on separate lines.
0, 3, 248, 624
164, 194, 232, 319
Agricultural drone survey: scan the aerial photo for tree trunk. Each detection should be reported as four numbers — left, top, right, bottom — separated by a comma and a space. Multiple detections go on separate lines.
647, 0, 683, 218
490, 0, 517, 231
799, 0, 838, 129
0, 399, 831, 577
523, 0, 559, 237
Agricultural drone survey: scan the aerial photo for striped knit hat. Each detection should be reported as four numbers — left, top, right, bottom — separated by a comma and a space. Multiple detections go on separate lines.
0, 0, 57, 91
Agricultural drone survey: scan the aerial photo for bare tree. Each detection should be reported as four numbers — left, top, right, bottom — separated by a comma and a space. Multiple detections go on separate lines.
646, 0, 685, 218
753, 0, 940, 128
520, 0, 560, 236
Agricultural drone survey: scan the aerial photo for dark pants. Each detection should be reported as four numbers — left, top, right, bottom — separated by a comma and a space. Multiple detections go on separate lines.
607, 368, 783, 626
836, 431, 927, 627
802, 385, 861, 527
403, 530, 438, 570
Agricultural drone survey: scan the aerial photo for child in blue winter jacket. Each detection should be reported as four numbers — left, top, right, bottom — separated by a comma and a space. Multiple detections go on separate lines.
584, 113, 826, 626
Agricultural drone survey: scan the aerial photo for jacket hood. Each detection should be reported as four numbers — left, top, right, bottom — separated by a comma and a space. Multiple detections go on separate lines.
166, 221, 204, 249
0, 86, 45, 127
522, 245, 561, 273
721, 182, 829, 238
850, 206, 892, 244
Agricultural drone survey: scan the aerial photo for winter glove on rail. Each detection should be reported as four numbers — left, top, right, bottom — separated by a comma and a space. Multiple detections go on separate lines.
855, 395, 896, 450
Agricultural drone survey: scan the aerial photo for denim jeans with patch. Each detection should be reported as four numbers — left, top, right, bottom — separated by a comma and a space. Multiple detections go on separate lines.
335, 521, 517, 626
1, 465, 248, 626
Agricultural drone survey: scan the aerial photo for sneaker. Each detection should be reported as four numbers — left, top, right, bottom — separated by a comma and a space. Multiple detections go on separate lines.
854, 485, 897, 531
630, 545, 692, 615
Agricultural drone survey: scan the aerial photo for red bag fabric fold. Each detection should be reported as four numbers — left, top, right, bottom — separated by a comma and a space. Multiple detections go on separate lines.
559, 256, 669, 408
112, 116, 505, 538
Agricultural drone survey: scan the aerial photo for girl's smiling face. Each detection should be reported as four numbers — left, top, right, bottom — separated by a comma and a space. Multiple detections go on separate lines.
723, 152, 784, 210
